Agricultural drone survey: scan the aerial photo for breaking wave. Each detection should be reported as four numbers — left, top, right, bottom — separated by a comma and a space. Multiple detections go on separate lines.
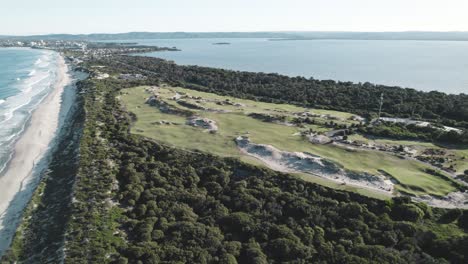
0, 50, 58, 176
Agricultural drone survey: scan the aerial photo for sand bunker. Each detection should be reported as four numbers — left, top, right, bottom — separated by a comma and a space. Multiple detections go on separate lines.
235, 136, 394, 194
177, 99, 206, 110
187, 117, 218, 133
306, 133, 332, 144
146, 95, 192, 116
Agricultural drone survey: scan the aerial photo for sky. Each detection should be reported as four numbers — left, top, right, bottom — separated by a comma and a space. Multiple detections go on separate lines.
2, 0, 468, 35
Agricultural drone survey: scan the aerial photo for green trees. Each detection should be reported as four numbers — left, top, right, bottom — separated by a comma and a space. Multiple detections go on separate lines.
113, 55, 468, 127
239, 239, 268, 264
358, 121, 468, 144
440, 209, 462, 224
459, 211, 468, 229
391, 203, 425, 222
58, 61, 468, 264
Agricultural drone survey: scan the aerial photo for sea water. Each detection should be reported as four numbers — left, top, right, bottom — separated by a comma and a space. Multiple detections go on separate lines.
0, 48, 58, 176
116, 38, 468, 94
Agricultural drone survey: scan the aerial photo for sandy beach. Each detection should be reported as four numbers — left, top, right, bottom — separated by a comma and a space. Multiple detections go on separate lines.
0, 53, 71, 250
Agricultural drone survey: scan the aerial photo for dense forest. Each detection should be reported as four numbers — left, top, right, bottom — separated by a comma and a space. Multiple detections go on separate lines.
65, 77, 468, 263
103, 55, 468, 128
2, 56, 468, 263
358, 122, 468, 145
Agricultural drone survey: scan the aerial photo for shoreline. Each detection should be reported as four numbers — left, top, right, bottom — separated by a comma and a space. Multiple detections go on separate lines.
0, 52, 72, 253
0, 48, 55, 176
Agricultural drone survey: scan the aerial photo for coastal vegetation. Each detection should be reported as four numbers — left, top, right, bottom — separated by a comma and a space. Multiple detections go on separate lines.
120, 85, 463, 197
109, 55, 468, 129
358, 122, 468, 145
2, 49, 467, 263
48, 76, 468, 263
0, 80, 85, 262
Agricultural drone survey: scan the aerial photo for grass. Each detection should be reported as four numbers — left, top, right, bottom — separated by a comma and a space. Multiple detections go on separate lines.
349, 134, 468, 175
451, 148, 468, 175
158, 86, 358, 121
120, 86, 460, 197
248, 131, 457, 196
348, 134, 436, 147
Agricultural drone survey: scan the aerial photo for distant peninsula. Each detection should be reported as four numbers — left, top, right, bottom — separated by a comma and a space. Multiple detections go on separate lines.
3, 31, 468, 42
212, 42, 231, 45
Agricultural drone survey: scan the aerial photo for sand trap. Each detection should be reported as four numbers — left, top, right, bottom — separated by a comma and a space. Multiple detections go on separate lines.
0, 54, 72, 252
146, 95, 192, 116
306, 134, 332, 144
235, 136, 394, 194
187, 117, 218, 133
235, 136, 468, 208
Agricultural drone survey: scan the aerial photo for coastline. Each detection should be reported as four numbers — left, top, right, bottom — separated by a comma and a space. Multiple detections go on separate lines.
0, 52, 72, 253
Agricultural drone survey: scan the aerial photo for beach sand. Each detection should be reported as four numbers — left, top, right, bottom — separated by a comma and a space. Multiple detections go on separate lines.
0, 53, 71, 252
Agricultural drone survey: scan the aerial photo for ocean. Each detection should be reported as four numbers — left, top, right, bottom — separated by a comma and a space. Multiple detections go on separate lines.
0, 48, 58, 175
122, 38, 468, 94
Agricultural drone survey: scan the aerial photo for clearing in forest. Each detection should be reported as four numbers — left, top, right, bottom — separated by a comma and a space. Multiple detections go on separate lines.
120, 85, 464, 199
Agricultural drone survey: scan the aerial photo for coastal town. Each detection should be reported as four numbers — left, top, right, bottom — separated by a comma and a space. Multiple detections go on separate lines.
0, 39, 87, 50
0, 38, 178, 59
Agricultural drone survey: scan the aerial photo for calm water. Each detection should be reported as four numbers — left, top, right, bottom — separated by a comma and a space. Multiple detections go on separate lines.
0, 48, 58, 175
127, 38, 468, 94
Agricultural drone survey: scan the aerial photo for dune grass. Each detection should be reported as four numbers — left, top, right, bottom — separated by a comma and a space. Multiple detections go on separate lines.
120, 86, 459, 197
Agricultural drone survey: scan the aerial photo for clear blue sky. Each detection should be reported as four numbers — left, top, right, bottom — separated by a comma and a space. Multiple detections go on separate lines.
2, 0, 468, 35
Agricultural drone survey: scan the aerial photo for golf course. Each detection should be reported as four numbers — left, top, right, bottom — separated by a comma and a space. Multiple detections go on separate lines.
120, 85, 466, 200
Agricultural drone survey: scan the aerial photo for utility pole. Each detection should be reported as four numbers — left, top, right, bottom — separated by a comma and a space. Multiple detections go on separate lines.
378, 93, 384, 120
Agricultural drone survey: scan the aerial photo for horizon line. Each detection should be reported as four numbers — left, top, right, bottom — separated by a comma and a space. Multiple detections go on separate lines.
3, 30, 468, 37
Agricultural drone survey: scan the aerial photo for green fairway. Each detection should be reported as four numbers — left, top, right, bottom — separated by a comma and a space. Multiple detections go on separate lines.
120, 86, 460, 197
348, 134, 468, 175
248, 132, 457, 196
